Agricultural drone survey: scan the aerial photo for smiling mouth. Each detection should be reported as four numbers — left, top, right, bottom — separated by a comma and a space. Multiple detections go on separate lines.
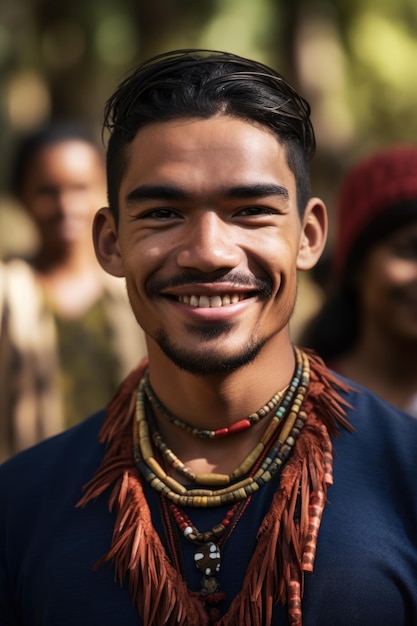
177, 294, 247, 308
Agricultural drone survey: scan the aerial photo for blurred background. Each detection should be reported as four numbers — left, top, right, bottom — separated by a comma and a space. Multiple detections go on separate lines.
0, 0, 416, 266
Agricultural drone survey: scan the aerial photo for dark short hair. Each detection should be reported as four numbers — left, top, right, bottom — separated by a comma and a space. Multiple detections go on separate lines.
103, 49, 316, 220
11, 120, 103, 197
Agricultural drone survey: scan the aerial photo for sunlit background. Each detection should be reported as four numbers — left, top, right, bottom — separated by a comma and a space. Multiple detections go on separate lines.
1, 0, 416, 307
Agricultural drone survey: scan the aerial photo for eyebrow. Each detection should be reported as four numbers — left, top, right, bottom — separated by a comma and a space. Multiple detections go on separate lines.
125, 183, 290, 205
225, 184, 289, 200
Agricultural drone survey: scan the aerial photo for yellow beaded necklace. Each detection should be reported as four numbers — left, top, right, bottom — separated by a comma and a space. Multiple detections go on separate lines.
133, 347, 310, 507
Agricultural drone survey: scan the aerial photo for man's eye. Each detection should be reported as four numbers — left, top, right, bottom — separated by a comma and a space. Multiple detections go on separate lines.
143, 208, 179, 220
238, 206, 275, 216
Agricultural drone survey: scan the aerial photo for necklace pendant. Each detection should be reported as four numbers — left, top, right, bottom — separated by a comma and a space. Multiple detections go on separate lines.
200, 576, 226, 625
200, 574, 220, 596
194, 541, 221, 576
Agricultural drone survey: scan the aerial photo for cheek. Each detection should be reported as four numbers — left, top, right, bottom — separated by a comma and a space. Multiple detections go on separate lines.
246, 231, 299, 272
121, 239, 164, 295
275, 243, 302, 293
123, 275, 150, 329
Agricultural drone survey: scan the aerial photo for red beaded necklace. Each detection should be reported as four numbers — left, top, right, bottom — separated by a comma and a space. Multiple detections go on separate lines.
143, 372, 287, 439
133, 348, 310, 508
159, 480, 253, 624
141, 351, 310, 622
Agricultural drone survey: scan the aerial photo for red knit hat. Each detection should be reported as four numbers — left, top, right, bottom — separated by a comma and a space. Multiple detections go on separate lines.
333, 144, 417, 276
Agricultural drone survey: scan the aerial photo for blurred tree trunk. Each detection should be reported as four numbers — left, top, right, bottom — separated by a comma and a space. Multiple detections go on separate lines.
29, 0, 218, 124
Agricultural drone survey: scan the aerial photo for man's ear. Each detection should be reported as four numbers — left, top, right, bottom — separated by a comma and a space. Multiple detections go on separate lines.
296, 197, 328, 271
93, 207, 125, 277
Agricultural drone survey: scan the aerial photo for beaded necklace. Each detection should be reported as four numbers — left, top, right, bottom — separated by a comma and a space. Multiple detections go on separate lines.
154, 427, 256, 611
133, 347, 310, 507
147, 392, 288, 487
160, 493, 253, 622
144, 371, 288, 438
79, 349, 354, 626
133, 347, 310, 620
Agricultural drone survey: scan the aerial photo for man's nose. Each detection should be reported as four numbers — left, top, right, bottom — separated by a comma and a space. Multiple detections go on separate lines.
176, 211, 242, 273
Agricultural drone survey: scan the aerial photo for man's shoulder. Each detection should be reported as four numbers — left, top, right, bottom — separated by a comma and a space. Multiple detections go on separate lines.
0, 410, 106, 505
332, 372, 417, 462
336, 372, 417, 424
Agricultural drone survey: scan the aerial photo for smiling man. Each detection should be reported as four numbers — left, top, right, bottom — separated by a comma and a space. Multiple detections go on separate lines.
96, 114, 319, 378
0, 50, 416, 626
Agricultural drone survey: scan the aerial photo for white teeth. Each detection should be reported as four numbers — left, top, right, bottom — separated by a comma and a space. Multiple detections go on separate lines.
179, 294, 244, 307
199, 295, 211, 308
210, 296, 223, 308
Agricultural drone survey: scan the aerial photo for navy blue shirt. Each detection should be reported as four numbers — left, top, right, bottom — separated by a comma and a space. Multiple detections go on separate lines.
1, 379, 417, 625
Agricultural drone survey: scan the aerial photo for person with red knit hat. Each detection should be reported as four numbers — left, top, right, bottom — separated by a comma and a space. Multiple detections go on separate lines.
302, 144, 417, 416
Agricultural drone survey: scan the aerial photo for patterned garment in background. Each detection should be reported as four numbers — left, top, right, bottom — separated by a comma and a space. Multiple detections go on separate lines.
0, 259, 147, 462
55, 299, 122, 430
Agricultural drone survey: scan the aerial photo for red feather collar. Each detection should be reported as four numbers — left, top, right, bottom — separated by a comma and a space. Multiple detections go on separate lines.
78, 350, 353, 626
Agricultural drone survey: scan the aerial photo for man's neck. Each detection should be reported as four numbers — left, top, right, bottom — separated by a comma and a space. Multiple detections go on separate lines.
146, 334, 295, 428
142, 336, 295, 477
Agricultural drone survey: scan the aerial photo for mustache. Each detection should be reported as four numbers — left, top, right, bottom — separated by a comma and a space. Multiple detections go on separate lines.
146, 271, 273, 298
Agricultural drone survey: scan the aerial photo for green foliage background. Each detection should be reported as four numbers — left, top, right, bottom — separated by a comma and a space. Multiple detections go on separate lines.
0, 0, 416, 255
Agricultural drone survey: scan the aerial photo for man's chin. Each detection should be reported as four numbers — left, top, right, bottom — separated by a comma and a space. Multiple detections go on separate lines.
154, 330, 265, 376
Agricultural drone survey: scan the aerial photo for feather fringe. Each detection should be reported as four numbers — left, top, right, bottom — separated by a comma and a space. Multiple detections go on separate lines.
77, 350, 353, 626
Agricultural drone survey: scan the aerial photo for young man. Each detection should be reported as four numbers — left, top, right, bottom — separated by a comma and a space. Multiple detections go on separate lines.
0, 50, 416, 626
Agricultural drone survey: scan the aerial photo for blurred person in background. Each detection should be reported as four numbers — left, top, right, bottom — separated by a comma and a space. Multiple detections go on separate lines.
0, 122, 146, 461
301, 145, 417, 416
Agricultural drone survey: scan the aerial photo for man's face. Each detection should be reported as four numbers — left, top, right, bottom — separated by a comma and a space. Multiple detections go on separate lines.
21, 140, 106, 250
98, 115, 322, 374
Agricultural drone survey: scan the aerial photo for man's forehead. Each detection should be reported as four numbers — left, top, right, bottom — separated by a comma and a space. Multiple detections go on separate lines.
121, 116, 291, 180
